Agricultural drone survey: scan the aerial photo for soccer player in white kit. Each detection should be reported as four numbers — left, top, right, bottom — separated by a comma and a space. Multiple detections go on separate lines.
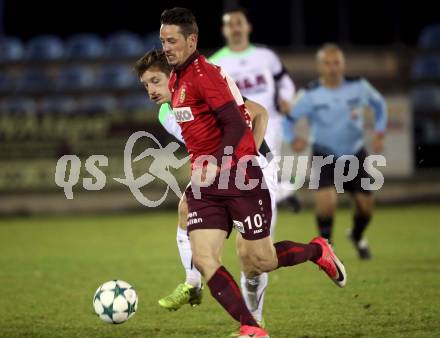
210, 7, 301, 212
134, 50, 279, 327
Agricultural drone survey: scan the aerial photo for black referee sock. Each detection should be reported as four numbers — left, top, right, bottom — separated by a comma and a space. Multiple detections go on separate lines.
316, 216, 333, 242
352, 214, 371, 242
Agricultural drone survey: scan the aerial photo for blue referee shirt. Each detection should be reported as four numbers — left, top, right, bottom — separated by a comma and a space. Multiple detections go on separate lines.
284, 77, 387, 157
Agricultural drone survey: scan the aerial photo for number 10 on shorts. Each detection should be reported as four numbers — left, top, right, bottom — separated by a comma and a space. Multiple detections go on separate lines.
244, 214, 263, 230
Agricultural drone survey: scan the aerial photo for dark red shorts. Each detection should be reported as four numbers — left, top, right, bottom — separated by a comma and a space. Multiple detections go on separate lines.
185, 184, 272, 241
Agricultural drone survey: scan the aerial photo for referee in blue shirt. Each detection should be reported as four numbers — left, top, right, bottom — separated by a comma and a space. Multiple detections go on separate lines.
284, 44, 387, 259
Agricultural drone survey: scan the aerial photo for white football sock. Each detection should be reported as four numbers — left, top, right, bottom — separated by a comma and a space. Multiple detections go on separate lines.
176, 226, 201, 289
240, 272, 268, 323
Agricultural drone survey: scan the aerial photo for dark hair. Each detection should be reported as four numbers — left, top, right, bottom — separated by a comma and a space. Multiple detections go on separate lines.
160, 7, 199, 37
222, 6, 250, 22
133, 50, 172, 78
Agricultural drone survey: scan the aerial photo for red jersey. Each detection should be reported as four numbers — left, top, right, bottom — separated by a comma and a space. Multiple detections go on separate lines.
168, 51, 257, 166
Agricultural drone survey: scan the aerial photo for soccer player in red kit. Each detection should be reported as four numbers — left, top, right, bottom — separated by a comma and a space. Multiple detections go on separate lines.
160, 8, 347, 338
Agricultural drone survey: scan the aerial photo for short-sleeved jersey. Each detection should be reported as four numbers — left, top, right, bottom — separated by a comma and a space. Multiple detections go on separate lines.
210, 45, 294, 118
210, 45, 295, 155
168, 51, 257, 166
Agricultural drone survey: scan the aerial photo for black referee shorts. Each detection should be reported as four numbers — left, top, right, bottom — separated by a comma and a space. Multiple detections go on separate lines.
311, 148, 372, 194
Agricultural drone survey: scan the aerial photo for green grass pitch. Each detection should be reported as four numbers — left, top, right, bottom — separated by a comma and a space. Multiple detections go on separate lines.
1, 205, 439, 338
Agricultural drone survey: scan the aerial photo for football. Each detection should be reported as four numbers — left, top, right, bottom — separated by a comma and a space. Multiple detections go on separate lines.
93, 280, 138, 324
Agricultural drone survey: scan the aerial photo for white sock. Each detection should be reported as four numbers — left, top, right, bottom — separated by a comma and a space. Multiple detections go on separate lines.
176, 226, 201, 289
240, 272, 268, 322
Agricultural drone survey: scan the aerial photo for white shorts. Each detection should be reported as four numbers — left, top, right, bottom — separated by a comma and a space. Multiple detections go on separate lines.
258, 154, 279, 231
264, 117, 283, 157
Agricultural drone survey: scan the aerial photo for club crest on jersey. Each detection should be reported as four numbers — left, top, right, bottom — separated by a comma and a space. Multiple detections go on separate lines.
178, 87, 186, 104
173, 107, 194, 123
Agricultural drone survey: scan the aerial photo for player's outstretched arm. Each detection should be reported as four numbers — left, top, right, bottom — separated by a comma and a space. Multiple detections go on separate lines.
284, 89, 313, 149
245, 99, 268, 149
362, 79, 387, 153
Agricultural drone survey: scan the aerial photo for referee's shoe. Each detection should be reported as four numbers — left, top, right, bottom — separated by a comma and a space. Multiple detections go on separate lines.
347, 229, 372, 260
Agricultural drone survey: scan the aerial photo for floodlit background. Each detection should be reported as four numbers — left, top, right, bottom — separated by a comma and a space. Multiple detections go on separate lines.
0, 1, 439, 337
0, 0, 439, 212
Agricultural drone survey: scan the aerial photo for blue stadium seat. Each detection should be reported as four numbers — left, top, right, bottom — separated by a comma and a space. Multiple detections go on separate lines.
40, 96, 77, 115
411, 85, 440, 113
66, 34, 104, 59
414, 117, 438, 144
0, 97, 37, 116
55, 66, 95, 92
105, 32, 144, 58
411, 54, 440, 80
0, 37, 24, 63
418, 24, 440, 49
95, 64, 136, 90
25, 35, 64, 60
77, 95, 117, 115
16, 69, 54, 93
119, 94, 153, 112
144, 31, 161, 50
0, 73, 14, 94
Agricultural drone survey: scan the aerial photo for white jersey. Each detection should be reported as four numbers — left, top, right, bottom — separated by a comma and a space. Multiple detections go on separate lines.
210, 45, 295, 155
